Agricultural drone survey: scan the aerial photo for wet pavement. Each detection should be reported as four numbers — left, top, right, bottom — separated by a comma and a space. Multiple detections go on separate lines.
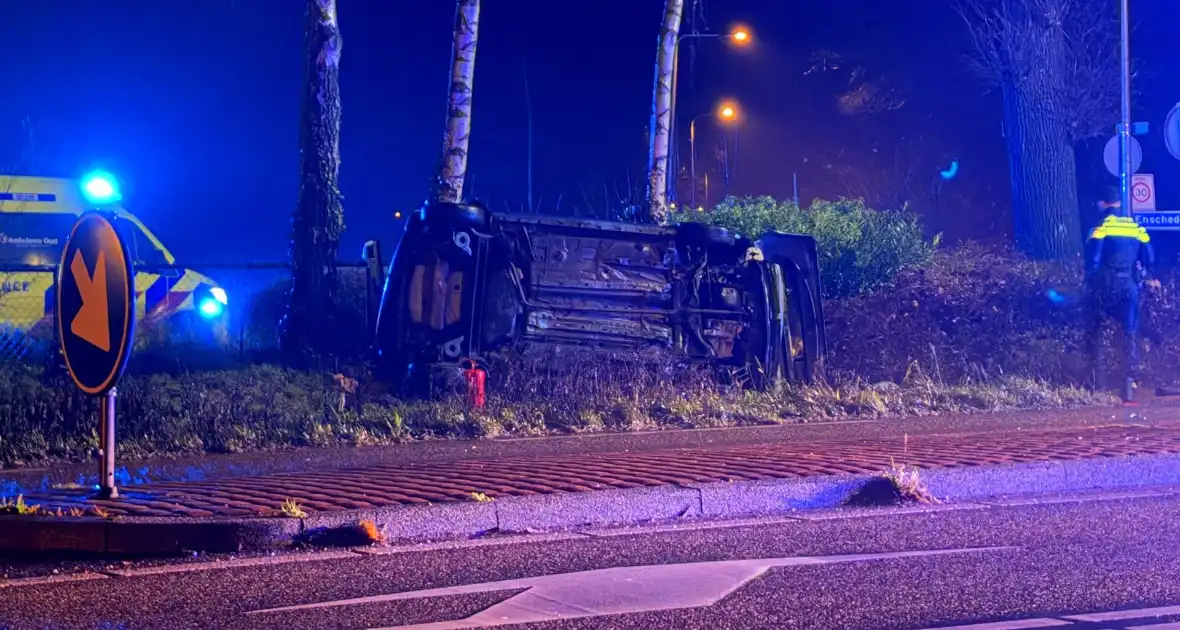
9, 421, 1180, 518
3, 489, 1180, 628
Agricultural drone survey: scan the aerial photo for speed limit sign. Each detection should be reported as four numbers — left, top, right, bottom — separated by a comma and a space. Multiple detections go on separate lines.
1131, 174, 1156, 211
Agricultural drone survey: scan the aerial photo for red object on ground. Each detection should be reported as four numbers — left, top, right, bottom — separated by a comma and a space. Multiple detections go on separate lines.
462, 359, 486, 408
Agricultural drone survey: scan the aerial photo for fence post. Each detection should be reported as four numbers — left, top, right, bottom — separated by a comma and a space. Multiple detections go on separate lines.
362, 241, 384, 350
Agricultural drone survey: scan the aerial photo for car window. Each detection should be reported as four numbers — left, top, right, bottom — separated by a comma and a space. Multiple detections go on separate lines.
0, 213, 75, 267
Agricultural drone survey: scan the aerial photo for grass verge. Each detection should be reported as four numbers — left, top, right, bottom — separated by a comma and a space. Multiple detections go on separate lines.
0, 352, 1116, 469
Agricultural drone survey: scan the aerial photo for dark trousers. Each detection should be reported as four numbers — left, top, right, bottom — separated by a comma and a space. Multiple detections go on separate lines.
1086, 277, 1140, 387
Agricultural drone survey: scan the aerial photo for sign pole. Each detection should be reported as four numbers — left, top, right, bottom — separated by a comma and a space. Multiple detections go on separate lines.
56, 209, 136, 502
99, 388, 119, 498
1118, 0, 1133, 218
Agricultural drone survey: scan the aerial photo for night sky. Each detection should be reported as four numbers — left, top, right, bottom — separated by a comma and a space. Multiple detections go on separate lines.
2, 0, 1177, 264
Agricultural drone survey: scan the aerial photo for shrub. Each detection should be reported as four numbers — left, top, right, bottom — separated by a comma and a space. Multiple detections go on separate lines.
823, 242, 1180, 388
680, 196, 936, 297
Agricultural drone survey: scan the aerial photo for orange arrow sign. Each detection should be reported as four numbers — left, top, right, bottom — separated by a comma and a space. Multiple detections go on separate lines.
69, 249, 111, 352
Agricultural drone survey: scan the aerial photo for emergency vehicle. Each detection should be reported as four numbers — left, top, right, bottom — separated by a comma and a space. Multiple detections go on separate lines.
0, 174, 228, 351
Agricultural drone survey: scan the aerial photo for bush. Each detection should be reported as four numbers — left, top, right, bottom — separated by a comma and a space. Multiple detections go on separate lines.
823, 243, 1180, 388
680, 196, 936, 297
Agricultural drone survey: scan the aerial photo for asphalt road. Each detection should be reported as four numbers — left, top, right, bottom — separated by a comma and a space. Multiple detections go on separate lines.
4, 489, 1180, 629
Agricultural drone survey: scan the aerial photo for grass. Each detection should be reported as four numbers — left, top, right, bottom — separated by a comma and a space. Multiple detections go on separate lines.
0, 349, 1117, 470
0, 495, 40, 516
882, 459, 939, 505
279, 498, 307, 519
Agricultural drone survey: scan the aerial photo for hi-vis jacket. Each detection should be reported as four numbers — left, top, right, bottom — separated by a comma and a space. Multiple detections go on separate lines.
1087, 214, 1154, 279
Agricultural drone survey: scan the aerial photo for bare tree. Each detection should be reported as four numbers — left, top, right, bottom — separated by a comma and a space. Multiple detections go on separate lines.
641, 0, 684, 225
282, 0, 344, 364
805, 51, 906, 117
435, 0, 481, 204
960, 0, 1119, 259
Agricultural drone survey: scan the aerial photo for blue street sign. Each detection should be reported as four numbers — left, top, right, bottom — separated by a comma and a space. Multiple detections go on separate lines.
1134, 212, 1180, 230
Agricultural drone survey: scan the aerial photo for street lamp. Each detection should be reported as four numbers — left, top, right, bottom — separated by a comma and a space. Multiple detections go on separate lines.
690, 100, 740, 209
668, 25, 754, 200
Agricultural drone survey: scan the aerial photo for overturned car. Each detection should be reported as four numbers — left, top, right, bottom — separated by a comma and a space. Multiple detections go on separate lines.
373, 202, 825, 396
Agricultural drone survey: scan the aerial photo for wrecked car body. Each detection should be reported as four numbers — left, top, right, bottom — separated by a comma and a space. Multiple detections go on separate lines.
373, 202, 825, 396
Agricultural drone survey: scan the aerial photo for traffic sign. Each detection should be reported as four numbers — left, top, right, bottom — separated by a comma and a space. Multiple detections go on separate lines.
1131, 173, 1156, 211
56, 212, 136, 396
1133, 212, 1180, 231
1104, 135, 1143, 176
1167, 103, 1180, 161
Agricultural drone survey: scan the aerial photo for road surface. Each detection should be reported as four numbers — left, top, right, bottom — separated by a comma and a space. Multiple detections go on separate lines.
4, 489, 1180, 629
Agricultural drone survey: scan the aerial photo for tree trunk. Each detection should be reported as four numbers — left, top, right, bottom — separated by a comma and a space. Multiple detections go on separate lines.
999, 15, 1082, 260
282, 0, 344, 364
436, 0, 481, 204
641, 0, 683, 224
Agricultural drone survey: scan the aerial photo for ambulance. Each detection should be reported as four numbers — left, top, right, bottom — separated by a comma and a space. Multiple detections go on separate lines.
0, 174, 228, 353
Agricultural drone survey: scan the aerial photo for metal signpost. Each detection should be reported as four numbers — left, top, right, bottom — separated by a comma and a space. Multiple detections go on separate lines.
56, 211, 136, 499
1117, 0, 1133, 218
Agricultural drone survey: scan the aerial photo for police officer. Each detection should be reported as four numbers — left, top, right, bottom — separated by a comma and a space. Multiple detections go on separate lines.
1085, 186, 1155, 402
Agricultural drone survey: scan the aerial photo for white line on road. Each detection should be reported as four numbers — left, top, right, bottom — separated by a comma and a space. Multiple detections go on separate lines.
0, 572, 109, 589
913, 620, 1070, 629
1064, 604, 1180, 622
246, 546, 1018, 630
104, 550, 360, 577
916, 604, 1180, 629
351, 532, 589, 555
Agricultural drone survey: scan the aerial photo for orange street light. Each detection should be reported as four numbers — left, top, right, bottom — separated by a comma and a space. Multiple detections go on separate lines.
729, 26, 752, 45
717, 100, 740, 123
689, 99, 741, 208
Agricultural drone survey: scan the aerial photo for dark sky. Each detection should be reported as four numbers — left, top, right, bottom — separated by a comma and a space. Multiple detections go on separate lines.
2, 0, 1177, 263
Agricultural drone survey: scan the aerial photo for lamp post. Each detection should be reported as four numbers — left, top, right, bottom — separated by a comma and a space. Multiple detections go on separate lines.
1117, 0, 1132, 218
690, 100, 739, 209
668, 25, 752, 200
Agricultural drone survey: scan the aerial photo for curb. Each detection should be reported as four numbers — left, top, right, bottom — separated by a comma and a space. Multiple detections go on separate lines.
5, 451, 1180, 556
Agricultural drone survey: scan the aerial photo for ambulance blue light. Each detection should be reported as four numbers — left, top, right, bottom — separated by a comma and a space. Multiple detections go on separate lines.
198, 298, 224, 318
80, 171, 122, 206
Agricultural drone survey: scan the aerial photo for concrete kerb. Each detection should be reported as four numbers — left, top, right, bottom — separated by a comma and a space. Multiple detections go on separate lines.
6, 452, 1180, 556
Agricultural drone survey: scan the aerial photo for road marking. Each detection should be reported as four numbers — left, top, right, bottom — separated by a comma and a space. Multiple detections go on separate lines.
579, 515, 807, 537
788, 503, 989, 521
247, 546, 1017, 628
915, 620, 1069, 629
1064, 604, 1180, 622
352, 532, 589, 555
104, 550, 360, 577
980, 489, 1173, 508
917, 604, 1180, 629
0, 572, 109, 589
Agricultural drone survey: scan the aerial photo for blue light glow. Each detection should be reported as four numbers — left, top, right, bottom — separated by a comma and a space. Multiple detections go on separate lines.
79, 171, 122, 206
198, 298, 224, 318
1047, 289, 1065, 304
939, 160, 959, 181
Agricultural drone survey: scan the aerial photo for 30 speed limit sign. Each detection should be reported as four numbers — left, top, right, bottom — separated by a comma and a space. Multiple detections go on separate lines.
1131, 174, 1156, 211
